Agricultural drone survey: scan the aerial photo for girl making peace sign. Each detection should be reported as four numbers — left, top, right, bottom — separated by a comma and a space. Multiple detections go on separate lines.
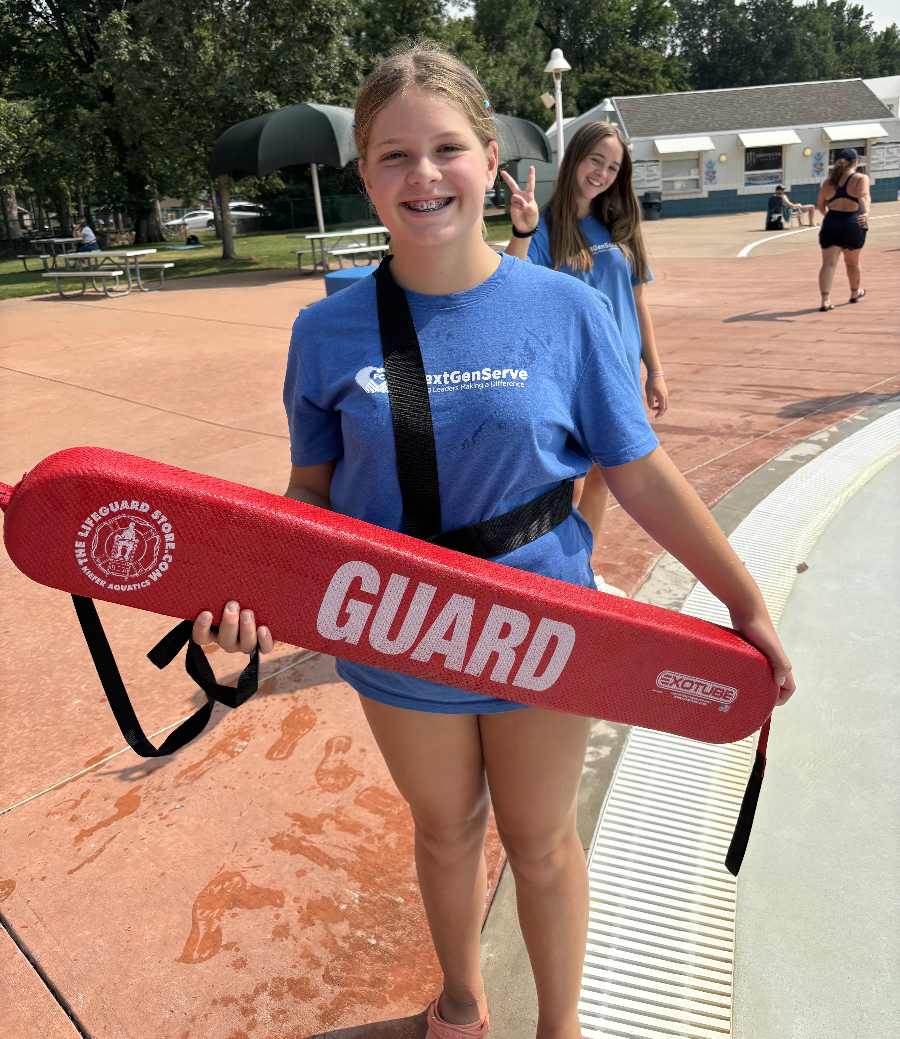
503, 124, 667, 592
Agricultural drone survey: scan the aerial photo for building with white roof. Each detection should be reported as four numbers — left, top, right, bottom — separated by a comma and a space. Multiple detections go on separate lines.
526, 77, 899, 218
864, 74, 900, 114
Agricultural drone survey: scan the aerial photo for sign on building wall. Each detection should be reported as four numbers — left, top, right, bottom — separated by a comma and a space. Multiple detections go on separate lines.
744, 146, 782, 186
811, 152, 826, 177
704, 159, 717, 186
871, 142, 900, 172
632, 161, 661, 189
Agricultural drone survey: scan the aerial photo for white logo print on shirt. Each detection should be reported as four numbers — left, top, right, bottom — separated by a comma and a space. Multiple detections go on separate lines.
355, 365, 529, 395
355, 366, 389, 393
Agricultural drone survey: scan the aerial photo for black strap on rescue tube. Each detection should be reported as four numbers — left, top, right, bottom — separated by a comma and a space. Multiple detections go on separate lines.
72, 595, 259, 758
373, 256, 572, 558
725, 717, 771, 876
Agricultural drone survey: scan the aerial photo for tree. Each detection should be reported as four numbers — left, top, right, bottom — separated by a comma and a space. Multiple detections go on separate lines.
2, 0, 359, 246
349, 0, 447, 69
671, 0, 900, 90
0, 97, 38, 241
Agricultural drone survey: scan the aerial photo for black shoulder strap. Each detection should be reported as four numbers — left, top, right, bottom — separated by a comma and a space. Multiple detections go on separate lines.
373, 257, 443, 541
373, 256, 573, 559
72, 595, 259, 757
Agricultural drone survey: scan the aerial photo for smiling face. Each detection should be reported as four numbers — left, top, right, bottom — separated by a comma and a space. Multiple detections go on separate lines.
573, 135, 625, 203
358, 87, 498, 252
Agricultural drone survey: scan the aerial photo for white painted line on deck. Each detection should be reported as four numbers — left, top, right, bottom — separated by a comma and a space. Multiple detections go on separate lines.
738, 213, 899, 257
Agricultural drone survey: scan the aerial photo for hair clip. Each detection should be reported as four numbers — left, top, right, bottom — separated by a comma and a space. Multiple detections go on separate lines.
483, 99, 490, 108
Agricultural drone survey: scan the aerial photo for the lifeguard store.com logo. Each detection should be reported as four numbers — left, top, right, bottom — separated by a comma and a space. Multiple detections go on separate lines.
655, 670, 738, 712
73, 500, 176, 592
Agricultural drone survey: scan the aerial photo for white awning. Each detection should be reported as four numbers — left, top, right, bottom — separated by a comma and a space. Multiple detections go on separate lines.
654, 136, 714, 154
823, 122, 888, 141
738, 130, 802, 147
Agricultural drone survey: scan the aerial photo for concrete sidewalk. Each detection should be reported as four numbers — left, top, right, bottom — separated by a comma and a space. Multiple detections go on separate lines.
1, 236, 897, 1037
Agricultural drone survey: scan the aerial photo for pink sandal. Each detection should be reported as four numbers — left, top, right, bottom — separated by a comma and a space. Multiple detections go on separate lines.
425, 991, 489, 1039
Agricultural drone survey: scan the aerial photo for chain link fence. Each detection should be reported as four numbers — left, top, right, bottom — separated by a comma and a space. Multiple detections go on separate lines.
257, 194, 375, 232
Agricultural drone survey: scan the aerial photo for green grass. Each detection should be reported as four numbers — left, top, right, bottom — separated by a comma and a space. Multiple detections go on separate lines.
0, 217, 515, 302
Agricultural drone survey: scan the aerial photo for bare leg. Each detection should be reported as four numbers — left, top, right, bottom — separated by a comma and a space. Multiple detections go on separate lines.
482, 708, 591, 1039
805, 205, 816, 227
358, 697, 592, 1037
818, 245, 841, 308
843, 248, 861, 299
575, 464, 610, 554
357, 697, 490, 1024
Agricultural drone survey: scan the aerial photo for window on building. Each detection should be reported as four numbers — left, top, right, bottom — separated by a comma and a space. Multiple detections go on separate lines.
660, 157, 699, 192
744, 146, 782, 187
828, 143, 867, 170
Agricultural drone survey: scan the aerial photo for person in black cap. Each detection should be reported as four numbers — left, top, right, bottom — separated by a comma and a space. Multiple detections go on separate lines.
815, 148, 870, 311
773, 184, 816, 227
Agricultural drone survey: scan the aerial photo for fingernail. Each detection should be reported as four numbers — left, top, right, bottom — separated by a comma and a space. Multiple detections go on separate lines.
226, 601, 239, 613
199, 611, 212, 624
259, 626, 269, 639
241, 610, 253, 623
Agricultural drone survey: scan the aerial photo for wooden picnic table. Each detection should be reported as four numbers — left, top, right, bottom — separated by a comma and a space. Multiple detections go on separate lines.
61, 249, 175, 294
287, 225, 388, 273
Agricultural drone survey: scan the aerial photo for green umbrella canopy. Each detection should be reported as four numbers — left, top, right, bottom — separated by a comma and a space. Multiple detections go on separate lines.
210, 104, 550, 177
210, 103, 357, 178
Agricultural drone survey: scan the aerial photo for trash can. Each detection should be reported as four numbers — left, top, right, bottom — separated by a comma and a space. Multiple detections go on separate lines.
641, 191, 662, 220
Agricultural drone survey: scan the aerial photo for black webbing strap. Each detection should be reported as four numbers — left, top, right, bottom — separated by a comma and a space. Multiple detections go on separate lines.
725, 716, 771, 875
373, 256, 443, 541
72, 595, 259, 758
373, 256, 572, 559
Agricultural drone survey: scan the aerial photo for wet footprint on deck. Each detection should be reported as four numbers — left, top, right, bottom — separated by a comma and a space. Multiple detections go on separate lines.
315, 735, 361, 792
265, 705, 317, 761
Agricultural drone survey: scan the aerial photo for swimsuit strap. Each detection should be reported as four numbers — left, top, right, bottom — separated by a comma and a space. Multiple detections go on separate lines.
827, 173, 859, 208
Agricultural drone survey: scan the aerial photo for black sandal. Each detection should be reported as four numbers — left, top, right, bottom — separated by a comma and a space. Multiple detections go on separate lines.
849, 288, 866, 303
819, 303, 834, 311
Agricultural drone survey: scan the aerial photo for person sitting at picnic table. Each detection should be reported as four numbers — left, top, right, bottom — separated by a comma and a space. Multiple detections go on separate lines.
74, 219, 100, 252
773, 185, 815, 227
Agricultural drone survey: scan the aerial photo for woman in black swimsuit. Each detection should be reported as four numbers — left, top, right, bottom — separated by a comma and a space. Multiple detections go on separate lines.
816, 148, 870, 311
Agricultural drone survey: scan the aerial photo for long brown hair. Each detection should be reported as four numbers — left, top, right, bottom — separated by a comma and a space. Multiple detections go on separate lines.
827, 155, 857, 188
354, 43, 496, 161
545, 121, 649, 283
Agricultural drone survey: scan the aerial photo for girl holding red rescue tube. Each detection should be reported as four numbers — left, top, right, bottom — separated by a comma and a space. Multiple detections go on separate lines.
503, 122, 668, 591
192, 45, 793, 1039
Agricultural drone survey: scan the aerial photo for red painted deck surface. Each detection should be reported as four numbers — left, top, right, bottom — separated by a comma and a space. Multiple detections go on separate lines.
1, 237, 897, 1038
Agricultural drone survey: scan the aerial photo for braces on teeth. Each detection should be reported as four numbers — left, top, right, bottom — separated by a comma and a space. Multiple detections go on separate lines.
408, 199, 449, 211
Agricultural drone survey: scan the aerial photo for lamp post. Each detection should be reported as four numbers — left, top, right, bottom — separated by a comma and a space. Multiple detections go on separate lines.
543, 48, 571, 171
598, 97, 616, 121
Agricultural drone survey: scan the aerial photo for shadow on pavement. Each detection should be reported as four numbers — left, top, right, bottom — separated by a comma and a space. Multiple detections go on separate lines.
778, 391, 899, 419
723, 307, 824, 323
307, 1010, 428, 1039
86, 649, 336, 782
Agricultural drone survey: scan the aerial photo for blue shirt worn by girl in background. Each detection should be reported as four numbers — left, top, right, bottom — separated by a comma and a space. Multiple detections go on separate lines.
527, 213, 651, 387
284, 254, 658, 714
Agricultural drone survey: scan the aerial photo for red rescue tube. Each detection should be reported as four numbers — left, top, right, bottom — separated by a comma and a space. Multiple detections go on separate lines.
2, 446, 778, 742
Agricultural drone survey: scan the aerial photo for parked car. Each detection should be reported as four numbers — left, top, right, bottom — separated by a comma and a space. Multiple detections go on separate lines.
164, 202, 268, 232
228, 202, 268, 221
164, 209, 216, 230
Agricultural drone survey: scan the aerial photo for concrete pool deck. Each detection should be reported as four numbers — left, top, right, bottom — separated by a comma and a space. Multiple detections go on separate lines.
1, 215, 898, 1037
733, 454, 899, 1038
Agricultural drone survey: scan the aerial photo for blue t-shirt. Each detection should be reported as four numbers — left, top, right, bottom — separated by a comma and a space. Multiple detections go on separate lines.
284, 254, 658, 714
527, 213, 651, 386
